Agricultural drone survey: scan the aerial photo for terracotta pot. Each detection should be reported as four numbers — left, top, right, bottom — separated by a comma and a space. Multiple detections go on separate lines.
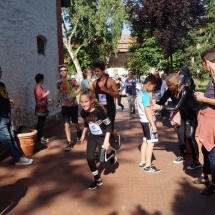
15, 129, 38, 157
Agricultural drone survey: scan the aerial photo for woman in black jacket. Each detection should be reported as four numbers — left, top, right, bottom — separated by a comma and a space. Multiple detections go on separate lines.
154, 73, 201, 169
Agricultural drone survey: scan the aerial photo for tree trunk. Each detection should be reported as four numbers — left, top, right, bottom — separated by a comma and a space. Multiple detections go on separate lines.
67, 48, 84, 82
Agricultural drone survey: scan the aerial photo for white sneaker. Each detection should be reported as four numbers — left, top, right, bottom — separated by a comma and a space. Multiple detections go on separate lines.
15, 156, 33, 165
40, 137, 49, 143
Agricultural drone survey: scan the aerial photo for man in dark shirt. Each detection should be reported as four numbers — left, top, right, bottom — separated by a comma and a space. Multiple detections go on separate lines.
0, 66, 33, 165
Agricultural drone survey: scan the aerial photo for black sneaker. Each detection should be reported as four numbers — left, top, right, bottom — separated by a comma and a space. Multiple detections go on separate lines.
88, 179, 103, 190
173, 156, 185, 164
114, 135, 121, 150
77, 129, 82, 142
64, 142, 73, 151
187, 162, 202, 170
109, 149, 117, 165
139, 163, 146, 169
144, 165, 161, 173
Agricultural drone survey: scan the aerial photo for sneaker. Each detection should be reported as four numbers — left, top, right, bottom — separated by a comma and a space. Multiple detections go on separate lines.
144, 165, 161, 173
114, 135, 121, 150
173, 156, 185, 164
15, 156, 33, 165
40, 136, 49, 144
121, 106, 125, 112
88, 179, 103, 190
77, 130, 82, 142
187, 162, 202, 170
64, 142, 73, 151
109, 149, 117, 165
139, 163, 146, 169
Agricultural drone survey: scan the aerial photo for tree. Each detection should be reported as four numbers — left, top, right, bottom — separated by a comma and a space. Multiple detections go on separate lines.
125, 37, 165, 74
184, 0, 215, 79
62, 0, 125, 81
125, 0, 205, 70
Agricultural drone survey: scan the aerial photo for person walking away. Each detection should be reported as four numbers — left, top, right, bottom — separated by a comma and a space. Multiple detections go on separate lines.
81, 68, 94, 90
0, 66, 33, 165
194, 49, 215, 195
34, 73, 51, 143
80, 89, 117, 189
154, 73, 201, 169
56, 64, 82, 151
137, 74, 161, 173
115, 74, 124, 112
120, 72, 136, 116
90, 61, 121, 150
153, 71, 162, 102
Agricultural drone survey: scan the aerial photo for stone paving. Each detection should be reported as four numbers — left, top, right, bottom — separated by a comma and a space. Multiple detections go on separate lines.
0, 102, 215, 215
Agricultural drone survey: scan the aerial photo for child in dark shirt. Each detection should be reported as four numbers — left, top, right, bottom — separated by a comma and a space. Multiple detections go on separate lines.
80, 89, 117, 190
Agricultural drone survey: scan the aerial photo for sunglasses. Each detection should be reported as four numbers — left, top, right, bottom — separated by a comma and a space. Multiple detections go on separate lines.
59, 69, 67, 73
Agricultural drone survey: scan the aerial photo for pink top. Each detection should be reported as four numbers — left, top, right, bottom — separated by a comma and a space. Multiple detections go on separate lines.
34, 85, 48, 106
196, 107, 215, 152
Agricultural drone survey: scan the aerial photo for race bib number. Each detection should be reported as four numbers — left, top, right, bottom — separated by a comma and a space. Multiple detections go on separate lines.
89, 123, 103, 135
98, 94, 107, 105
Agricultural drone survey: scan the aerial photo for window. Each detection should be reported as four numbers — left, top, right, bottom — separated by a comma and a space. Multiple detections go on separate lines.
37, 35, 47, 55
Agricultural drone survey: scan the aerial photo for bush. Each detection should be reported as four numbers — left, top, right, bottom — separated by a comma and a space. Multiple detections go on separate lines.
17, 125, 31, 134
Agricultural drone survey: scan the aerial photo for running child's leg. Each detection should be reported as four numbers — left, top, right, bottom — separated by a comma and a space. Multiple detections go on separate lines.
140, 139, 147, 166
145, 142, 155, 167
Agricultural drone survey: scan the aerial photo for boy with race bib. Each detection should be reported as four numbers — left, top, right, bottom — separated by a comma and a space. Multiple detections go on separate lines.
80, 89, 117, 190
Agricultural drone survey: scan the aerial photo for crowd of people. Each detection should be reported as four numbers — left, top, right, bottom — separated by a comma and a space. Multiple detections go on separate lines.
1, 49, 215, 194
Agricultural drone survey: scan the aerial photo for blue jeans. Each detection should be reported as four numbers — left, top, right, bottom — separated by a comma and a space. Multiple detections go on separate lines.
0, 117, 23, 162
202, 146, 215, 184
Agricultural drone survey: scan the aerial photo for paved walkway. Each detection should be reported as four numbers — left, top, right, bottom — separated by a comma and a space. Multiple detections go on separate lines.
0, 103, 215, 215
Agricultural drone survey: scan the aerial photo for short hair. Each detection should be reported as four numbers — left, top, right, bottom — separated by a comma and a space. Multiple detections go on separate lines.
35, 73, 44, 84
166, 73, 180, 86
153, 71, 160, 78
85, 68, 93, 73
144, 74, 157, 85
58, 64, 68, 72
94, 61, 105, 71
201, 49, 215, 62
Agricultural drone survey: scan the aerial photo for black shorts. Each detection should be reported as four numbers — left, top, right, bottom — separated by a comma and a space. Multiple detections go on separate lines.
62, 106, 78, 124
140, 122, 158, 143
107, 110, 115, 132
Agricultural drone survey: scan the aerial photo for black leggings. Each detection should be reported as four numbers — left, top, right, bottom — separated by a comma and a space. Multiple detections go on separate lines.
177, 118, 199, 161
117, 95, 124, 108
87, 134, 104, 180
37, 116, 46, 141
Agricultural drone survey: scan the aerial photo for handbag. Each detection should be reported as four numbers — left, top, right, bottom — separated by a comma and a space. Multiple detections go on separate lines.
169, 110, 181, 126
35, 104, 49, 117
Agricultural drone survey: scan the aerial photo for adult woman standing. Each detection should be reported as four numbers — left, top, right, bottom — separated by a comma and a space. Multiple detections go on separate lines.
34, 73, 51, 143
193, 49, 215, 195
115, 74, 124, 112
154, 73, 201, 169
121, 72, 136, 116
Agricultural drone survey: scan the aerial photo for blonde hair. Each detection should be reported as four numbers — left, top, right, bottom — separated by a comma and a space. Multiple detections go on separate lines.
153, 71, 160, 78
80, 89, 107, 113
166, 73, 180, 86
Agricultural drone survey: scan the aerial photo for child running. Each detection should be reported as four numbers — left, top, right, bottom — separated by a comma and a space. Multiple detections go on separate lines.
80, 89, 117, 190
137, 74, 161, 173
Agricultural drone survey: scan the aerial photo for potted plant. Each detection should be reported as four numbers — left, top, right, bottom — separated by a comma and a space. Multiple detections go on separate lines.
15, 125, 38, 157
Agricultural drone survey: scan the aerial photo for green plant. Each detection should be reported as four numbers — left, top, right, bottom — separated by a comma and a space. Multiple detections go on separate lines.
17, 125, 31, 134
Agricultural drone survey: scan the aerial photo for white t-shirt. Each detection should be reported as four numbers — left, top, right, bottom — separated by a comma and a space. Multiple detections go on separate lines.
137, 89, 150, 123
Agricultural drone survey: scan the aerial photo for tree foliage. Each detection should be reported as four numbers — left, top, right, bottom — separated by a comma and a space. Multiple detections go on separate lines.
125, 0, 205, 69
125, 37, 165, 74
62, 0, 125, 81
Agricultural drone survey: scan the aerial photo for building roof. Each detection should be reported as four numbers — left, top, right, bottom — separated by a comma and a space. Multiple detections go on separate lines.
117, 34, 132, 52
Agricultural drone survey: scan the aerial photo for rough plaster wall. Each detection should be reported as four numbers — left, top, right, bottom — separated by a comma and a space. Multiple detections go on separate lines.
0, 0, 61, 129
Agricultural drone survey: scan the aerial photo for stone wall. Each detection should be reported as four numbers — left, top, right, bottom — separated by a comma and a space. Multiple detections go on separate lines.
0, 0, 63, 159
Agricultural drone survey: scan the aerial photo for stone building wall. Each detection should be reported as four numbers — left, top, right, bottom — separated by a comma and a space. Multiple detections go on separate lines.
0, 0, 63, 159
